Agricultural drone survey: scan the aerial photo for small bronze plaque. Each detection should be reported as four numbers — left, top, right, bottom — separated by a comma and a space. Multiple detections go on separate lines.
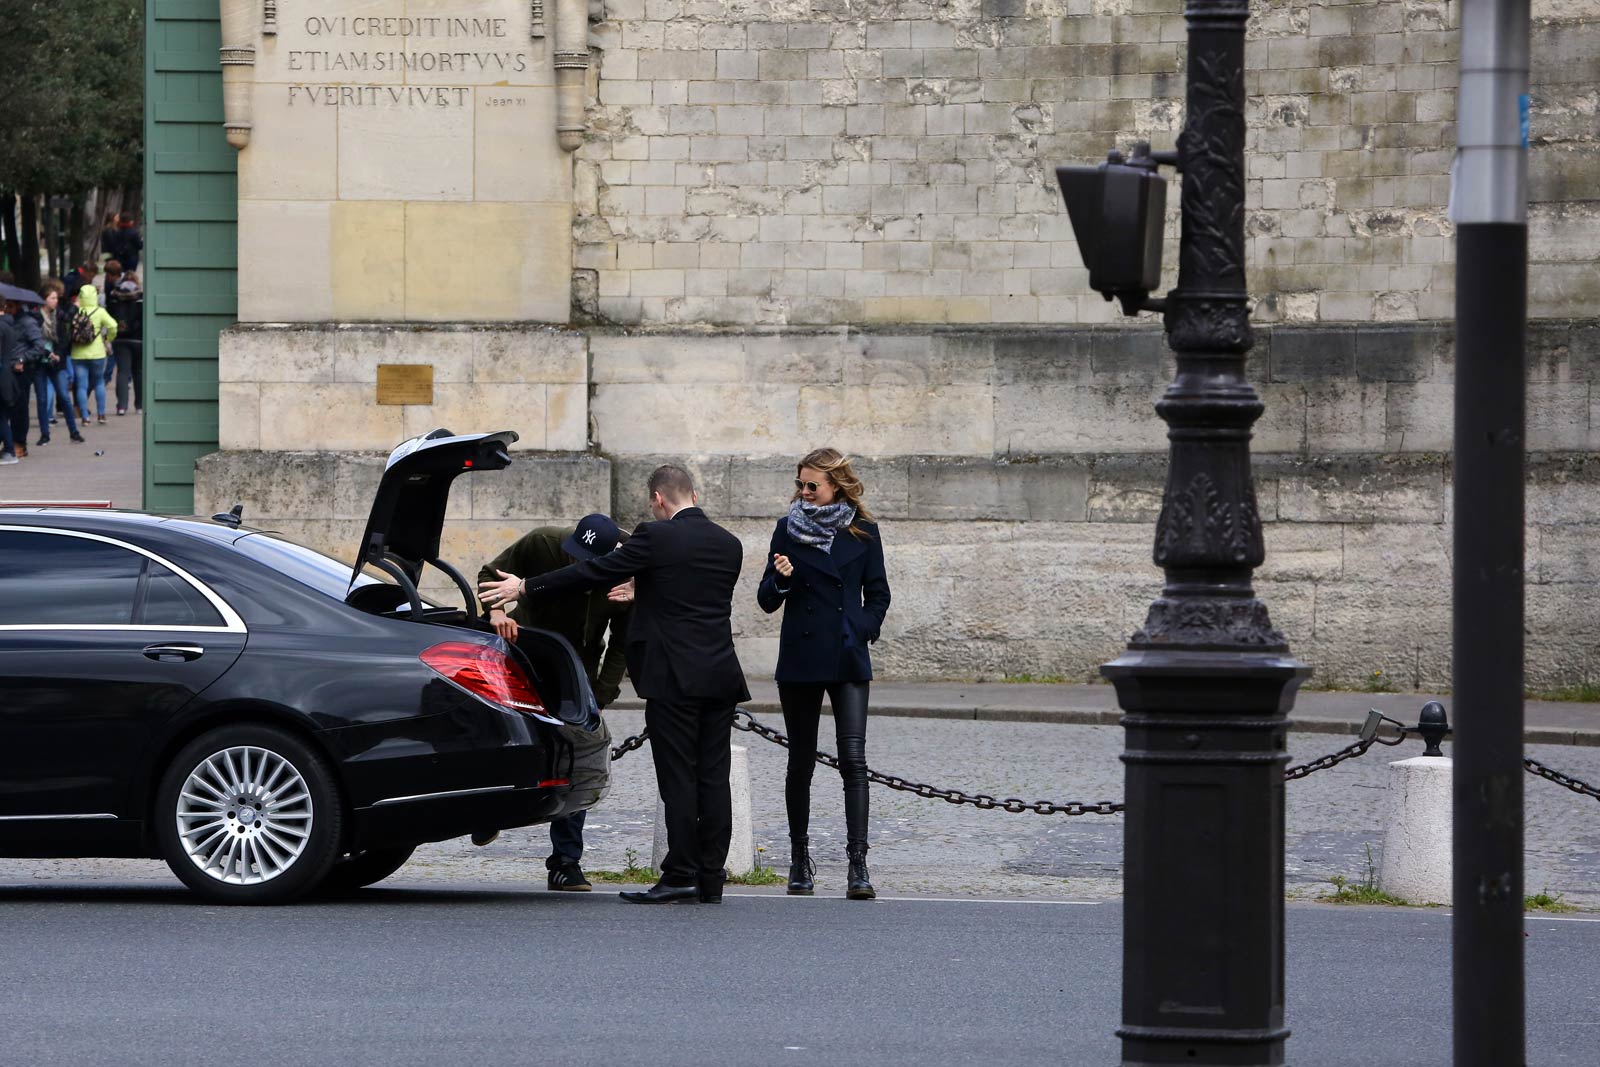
376, 364, 434, 405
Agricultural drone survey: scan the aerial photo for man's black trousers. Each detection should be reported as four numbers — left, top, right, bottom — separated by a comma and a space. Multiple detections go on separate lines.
645, 698, 736, 885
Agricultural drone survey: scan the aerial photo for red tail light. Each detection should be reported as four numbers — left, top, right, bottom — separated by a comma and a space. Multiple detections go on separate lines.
421, 642, 552, 719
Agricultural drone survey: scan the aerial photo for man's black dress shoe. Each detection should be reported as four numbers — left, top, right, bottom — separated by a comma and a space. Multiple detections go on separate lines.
619, 882, 700, 905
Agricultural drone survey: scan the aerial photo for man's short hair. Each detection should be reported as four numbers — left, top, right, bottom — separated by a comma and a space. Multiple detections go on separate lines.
647, 464, 695, 503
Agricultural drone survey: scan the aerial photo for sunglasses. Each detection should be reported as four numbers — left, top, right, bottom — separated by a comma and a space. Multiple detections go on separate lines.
794, 479, 826, 493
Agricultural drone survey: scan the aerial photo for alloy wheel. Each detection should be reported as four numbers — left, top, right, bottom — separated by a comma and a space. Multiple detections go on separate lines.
174, 746, 314, 885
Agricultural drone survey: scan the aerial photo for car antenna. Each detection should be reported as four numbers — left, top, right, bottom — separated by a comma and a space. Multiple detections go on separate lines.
212, 503, 244, 528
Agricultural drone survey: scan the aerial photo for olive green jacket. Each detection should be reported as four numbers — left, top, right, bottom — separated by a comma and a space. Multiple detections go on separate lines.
477, 526, 631, 708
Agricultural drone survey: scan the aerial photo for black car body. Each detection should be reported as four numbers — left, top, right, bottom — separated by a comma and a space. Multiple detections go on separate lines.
0, 430, 610, 903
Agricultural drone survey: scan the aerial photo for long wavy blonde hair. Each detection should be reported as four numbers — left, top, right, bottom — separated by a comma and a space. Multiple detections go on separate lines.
792, 447, 876, 539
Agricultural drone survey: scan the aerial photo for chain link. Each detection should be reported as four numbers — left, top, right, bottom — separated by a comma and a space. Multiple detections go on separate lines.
1524, 757, 1600, 801
609, 728, 649, 762
733, 710, 1125, 816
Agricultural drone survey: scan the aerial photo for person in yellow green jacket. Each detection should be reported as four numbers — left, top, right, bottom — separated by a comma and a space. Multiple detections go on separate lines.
70, 284, 117, 425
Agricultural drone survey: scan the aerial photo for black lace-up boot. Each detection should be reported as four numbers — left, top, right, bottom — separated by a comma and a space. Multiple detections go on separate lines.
787, 837, 815, 895
846, 843, 875, 900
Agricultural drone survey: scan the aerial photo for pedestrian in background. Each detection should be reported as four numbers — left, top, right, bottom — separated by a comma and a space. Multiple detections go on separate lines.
0, 300, 21, 464
757, 448, 891, 900
69, 284, 117, 425
474, 513, 632, 892
1, 295, 38, 459
106, 267, 143, 415
44, 279, 82, 425
31, 282, 82, 445
14, 291, 56, 448
114, 214, 143, 273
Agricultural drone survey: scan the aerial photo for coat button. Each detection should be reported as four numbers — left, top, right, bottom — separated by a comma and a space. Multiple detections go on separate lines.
836, 607, 843, 613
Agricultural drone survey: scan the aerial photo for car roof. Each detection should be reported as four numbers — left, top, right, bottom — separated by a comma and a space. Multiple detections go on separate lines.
0, 507, 255, 544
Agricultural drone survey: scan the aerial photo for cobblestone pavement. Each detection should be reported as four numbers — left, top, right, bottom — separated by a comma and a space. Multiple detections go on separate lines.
8, 713, 1598, 906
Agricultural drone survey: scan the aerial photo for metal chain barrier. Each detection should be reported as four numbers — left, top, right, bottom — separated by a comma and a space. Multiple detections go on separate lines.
1524, 757, 1600, 802
733, 710, 1125, 816
610, 729, 649, 762
1283, 730, 1410, 780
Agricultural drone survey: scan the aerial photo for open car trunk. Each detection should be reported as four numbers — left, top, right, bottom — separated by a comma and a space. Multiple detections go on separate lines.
343, 429, 605, 739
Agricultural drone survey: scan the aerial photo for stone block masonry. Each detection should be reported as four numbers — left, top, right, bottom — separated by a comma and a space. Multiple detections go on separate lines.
575, 0, 1599, 326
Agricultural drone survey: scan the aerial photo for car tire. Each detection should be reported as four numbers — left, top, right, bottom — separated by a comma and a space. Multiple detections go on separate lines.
317, 845, 416, 895
156, 724, 343, 905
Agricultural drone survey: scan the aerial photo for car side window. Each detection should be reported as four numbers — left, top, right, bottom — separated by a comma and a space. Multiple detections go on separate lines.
141, 562, 225, 628
0, 530, 142, 626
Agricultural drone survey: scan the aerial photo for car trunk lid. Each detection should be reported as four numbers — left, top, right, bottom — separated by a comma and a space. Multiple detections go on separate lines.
350, 428, 517, 590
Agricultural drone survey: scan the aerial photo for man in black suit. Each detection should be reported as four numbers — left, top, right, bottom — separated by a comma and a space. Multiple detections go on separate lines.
478, 465, 750, 904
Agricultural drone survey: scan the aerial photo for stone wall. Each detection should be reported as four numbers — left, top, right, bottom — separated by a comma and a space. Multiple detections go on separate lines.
575, 0, 1600, 326
197, 321, 1600, 693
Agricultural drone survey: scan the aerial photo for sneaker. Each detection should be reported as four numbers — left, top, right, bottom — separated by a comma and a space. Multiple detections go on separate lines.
70, 434, 86, 444
116, 408, 126, 416
97, 414, 106, 425
0, 453, 17, 465
547, 862, 592, 892
35, 436, 49, 446
14, 444, 26, 459
470, 830, 500, 847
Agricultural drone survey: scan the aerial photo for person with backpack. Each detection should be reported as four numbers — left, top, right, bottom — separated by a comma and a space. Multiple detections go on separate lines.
29, 283, 83, 445
69, 284, 117, 426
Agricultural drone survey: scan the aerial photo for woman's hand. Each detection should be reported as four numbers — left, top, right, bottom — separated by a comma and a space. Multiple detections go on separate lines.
477, 569, 522, 609
773, 553, 793, 578
607, 578, 635, 604
488, 608, 518, 642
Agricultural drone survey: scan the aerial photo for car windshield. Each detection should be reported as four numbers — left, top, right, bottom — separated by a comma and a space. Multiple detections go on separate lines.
231, 532, 394, 600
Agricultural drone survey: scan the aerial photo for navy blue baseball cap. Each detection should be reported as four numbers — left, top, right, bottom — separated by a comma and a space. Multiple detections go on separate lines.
562, 513, 622, 560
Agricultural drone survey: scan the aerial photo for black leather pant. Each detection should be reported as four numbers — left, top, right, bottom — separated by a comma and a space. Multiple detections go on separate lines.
778, 681, 870, 848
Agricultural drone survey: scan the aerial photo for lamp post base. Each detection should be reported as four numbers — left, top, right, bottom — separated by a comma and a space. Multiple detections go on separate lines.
1104, 648, 1310, 1067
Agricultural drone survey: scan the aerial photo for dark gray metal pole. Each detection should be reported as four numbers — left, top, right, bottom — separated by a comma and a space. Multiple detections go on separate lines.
1452, 0, 1529, 1062
1100, 0, 1309, 1063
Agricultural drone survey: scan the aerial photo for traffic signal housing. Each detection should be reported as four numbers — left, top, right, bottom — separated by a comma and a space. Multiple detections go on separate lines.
1056, 145, 1169, 316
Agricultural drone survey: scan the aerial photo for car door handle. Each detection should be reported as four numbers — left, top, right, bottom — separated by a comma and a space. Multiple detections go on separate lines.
143, 644, 204, 662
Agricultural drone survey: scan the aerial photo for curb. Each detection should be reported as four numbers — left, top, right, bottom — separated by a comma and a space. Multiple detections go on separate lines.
610, 699, 1600, 748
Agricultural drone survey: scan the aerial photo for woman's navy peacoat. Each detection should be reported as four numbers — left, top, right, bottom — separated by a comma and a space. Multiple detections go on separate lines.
757, 517, 891, 684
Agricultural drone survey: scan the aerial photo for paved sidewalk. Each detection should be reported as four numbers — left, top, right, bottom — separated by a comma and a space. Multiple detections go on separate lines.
617, 678, 1600, 747
0, 403, 142, 508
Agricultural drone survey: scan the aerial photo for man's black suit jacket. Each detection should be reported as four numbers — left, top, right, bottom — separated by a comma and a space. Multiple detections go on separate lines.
522, 507, 751, 706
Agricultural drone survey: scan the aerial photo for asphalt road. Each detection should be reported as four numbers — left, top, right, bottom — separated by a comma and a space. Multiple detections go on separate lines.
2, 882, 1596, 1067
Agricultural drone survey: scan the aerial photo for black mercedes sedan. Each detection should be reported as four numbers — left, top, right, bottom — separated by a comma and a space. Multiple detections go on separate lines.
0, 430, 610, 904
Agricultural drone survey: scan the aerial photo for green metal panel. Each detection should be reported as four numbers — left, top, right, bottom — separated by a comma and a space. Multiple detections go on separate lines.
143, 0, 235, 515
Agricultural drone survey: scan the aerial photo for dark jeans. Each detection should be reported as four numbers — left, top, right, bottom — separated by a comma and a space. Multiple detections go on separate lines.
645, 697, 736, 885
779, 681, 871, 847
112, 340, 142, 413
8, 367, 32, 447
34, 365, 78, 440
547, 810, 586, 867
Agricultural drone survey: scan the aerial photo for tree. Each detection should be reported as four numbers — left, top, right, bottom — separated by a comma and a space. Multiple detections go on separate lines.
0, 0, 143, 286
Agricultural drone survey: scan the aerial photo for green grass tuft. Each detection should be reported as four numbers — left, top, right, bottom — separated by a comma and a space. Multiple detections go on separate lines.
1525, 890, 1578, 913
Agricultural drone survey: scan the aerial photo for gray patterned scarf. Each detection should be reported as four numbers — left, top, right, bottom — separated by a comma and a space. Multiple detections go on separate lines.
786, 500, 857, 550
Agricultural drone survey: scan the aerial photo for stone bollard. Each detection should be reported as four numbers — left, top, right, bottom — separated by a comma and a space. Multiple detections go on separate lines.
653, 743, 754, 876
1377, 755, 1453, 905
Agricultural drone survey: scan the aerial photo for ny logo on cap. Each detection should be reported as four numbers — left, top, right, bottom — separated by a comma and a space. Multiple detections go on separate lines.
582, 529, 597, 545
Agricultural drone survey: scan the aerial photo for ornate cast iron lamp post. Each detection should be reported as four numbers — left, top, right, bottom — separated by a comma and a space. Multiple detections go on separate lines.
1060, 0, 1309, 1063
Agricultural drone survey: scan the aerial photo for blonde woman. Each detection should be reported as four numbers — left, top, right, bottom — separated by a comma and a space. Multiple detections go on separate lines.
756, 448, 891, 899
